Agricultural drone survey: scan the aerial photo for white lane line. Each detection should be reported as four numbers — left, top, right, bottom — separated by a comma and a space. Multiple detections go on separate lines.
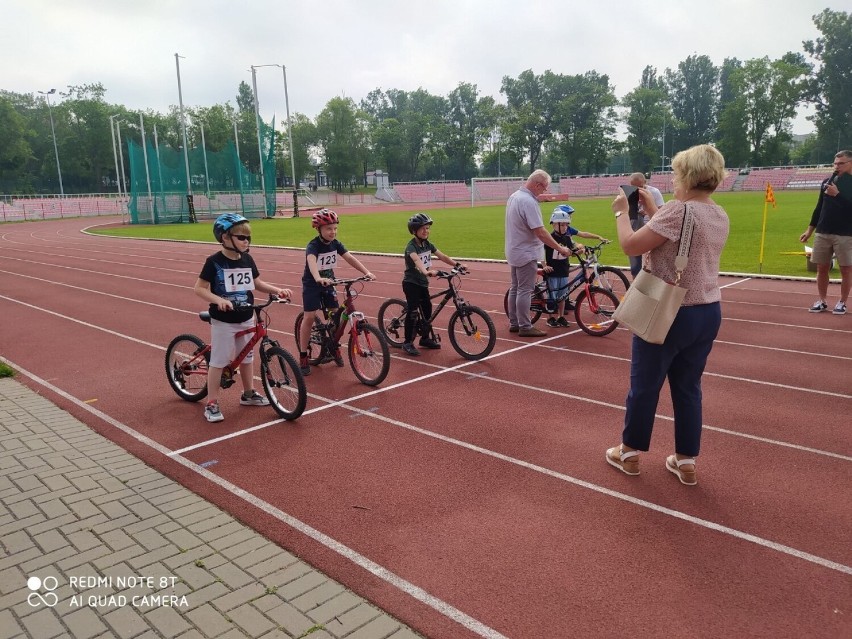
7, 356, 851, 583
171, 330, 578, 455
2, 359, 509, 639
3, 293, 849, 460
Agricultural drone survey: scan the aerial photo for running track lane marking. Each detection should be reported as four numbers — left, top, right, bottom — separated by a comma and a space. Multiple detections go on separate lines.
1, 359, 509, 639
7, 357, 849, 580
3, 293, 849, 462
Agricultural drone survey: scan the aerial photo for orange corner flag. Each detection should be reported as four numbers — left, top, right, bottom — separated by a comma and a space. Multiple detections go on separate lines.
765, 183, 777, 208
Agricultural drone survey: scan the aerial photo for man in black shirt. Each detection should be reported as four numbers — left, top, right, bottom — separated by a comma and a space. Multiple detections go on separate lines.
799, 150, 852, 315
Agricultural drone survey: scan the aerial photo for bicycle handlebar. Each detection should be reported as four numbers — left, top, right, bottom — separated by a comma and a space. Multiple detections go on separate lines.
232, 295, 290, 310
329, 276, 374, 286
434, 265, 469, 278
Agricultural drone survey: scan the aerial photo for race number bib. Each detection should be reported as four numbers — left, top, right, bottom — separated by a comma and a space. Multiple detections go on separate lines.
552, 247, 567, 261
418, 252, 432, 269
317, 250, 338, 270
223, 268, 255, 292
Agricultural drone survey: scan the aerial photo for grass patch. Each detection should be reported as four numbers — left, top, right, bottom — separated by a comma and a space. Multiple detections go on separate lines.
92, 190, 823, 277
0, 363, 15, 378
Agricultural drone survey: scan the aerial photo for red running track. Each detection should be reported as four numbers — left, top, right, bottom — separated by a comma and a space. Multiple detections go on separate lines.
1, 217, 850, 639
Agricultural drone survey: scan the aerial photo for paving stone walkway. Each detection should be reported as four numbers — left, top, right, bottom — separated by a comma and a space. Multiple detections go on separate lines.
0, 378, 422, 639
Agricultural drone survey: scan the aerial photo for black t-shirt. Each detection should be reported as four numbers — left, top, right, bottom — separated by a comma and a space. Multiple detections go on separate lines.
544, 231, 575, 277
302, 236, 347, 287
198, 251, 260, 323
810, 173, 852, 235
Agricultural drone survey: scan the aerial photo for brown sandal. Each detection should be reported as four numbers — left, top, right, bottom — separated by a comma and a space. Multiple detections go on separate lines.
666, 455, 697, 485
606, 445, 639, 476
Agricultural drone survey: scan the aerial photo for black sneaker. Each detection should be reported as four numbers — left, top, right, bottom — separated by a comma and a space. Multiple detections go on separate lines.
418, 337, 441, 349
333, 348, 344, 367
545, 317, 559, 328
564, 300, 575, 311
299, 355, 311, 376
556, 316, 570, 327
402, 342, 420, 356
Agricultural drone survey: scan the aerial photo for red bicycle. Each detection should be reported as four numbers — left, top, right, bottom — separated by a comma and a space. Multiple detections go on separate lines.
294, 277, 391, 386
165, 296, 307, 420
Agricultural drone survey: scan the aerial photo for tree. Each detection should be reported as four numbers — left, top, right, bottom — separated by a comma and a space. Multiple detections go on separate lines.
444, 82, 493, 181
550, 71, 618, 175
315, 97, 361, 190
664, 55, 719, 152
803, 9, 852, 156
623, 66, 669, 173
0, 94, 33, 192
720, 54, 811, 166
501, 69, 575, 171
284, 113, 318, 187
716, 58, 750, 166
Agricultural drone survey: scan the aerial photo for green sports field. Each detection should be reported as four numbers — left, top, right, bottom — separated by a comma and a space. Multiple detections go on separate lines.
94, 190, 827, 278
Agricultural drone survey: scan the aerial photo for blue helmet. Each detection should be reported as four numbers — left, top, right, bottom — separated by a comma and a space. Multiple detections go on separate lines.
213, 213, 248, 242
550, 204, 574, 224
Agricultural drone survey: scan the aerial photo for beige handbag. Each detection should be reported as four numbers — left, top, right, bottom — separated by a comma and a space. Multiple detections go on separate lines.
613, 205, 695, 344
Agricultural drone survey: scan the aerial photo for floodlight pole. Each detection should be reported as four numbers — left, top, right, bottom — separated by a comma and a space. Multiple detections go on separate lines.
38, 89, 64, 197
200, 124, 210, 197
109, 114, 122, 198
175, 53, 193, 223
281, 65, 299, 217
139, 113, 155, 223
116, 121, 128, 206
250, 66, 269, 215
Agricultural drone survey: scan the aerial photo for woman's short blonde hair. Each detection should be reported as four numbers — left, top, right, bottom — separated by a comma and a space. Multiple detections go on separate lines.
671, 144, 726, 192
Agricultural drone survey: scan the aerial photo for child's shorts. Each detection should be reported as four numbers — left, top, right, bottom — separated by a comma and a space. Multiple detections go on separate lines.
302, 285, 339, 313
209, 317, 256, 368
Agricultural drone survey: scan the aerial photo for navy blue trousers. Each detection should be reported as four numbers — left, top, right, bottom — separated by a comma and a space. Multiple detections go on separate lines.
622, 302, 721, 457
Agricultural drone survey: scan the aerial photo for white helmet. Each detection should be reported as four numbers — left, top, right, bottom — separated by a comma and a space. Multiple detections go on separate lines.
550, 204, 574, 224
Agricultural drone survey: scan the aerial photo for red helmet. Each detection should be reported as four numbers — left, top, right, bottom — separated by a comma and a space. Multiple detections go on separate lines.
311, 208, 339, 229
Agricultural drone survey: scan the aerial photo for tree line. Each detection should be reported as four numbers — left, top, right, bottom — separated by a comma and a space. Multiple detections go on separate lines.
1, 9, 848, 195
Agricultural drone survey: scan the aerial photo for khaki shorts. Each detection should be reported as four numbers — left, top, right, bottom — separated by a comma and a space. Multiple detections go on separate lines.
812, 233, 852, 267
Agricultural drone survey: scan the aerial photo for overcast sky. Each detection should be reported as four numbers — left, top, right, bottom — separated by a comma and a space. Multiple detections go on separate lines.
2, 0, 836, 136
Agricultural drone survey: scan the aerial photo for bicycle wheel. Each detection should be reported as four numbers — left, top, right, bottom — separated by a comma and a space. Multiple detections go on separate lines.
594, 266, 631, 303
377, 298, 408, 347
165, 334, 209, 401
294, 312, 324, 365
503, 289, 543, 325
574, 286, 619, 336
261, 346, 307, 421
348, 322, 390, 386
448, 306, 497, 360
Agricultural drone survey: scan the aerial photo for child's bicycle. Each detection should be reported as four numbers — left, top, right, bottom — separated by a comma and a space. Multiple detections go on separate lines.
377, 266, 497, 361
165, 296, 307, 420
294, 277, 390, 387
503, 242, 626, 336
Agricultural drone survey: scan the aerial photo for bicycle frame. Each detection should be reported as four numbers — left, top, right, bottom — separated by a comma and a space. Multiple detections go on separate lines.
321, 280, 368, 348
538, 242, 612, 305
421, 271, 467, 326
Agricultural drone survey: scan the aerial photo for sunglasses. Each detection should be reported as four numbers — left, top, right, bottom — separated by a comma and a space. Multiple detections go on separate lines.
231, 234, 251, 242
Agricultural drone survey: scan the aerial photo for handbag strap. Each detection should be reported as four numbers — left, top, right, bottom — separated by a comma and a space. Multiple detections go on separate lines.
642, 203, 696, 285
674, 204, 695, 284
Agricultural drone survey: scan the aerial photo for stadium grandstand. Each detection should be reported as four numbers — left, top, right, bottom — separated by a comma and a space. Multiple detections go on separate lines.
381, 165, 836, 205
1, 165, 837, 222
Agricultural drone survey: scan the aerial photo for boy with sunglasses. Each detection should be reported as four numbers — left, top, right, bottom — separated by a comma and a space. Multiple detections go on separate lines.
194, 213, 292, 423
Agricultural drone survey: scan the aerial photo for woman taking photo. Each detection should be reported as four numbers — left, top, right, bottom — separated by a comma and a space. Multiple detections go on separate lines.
606, 144, 730, 486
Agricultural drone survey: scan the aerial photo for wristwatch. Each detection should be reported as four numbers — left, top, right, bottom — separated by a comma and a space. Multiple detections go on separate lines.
614, 211, 623, 218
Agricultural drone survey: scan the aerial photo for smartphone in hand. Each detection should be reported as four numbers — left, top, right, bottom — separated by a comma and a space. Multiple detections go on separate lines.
620, 185, 640, 219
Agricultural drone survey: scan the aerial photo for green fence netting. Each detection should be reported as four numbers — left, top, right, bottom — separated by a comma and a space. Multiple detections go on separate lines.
128, 118, 276, 224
